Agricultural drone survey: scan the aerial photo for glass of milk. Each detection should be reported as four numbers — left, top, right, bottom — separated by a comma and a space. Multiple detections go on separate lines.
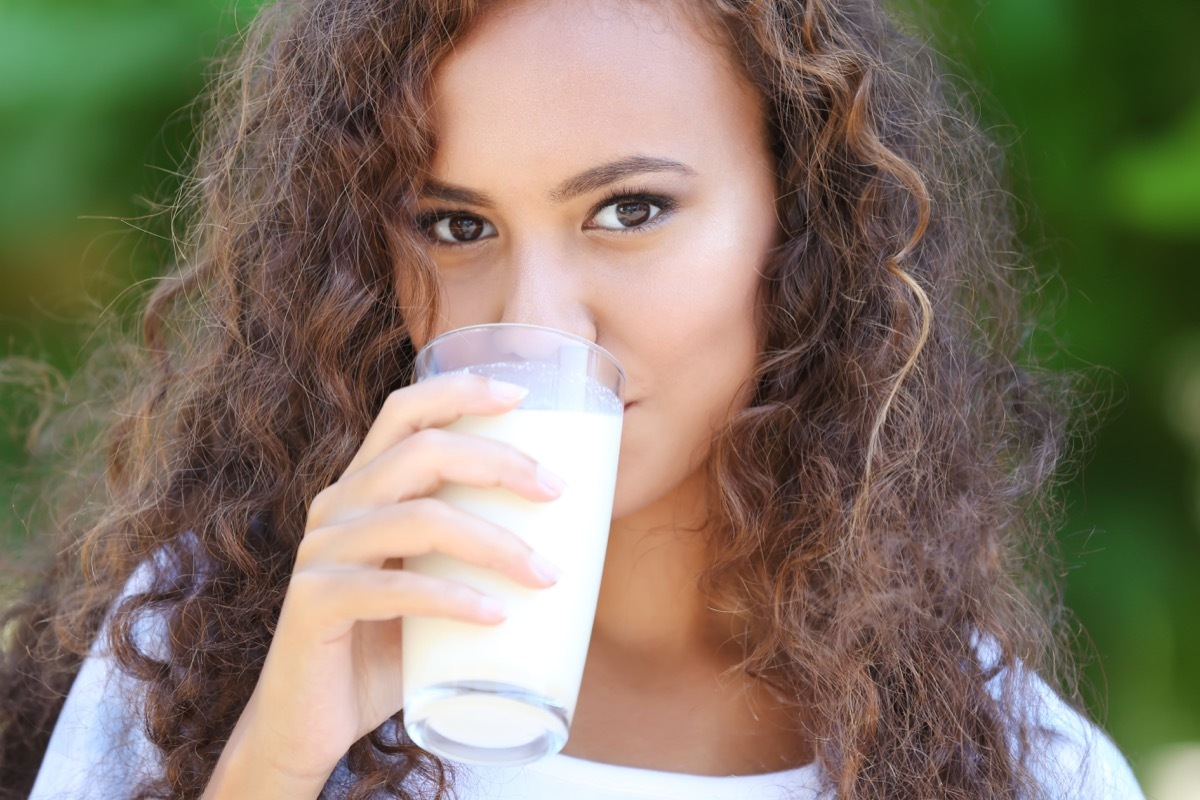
402, 323, 624, 766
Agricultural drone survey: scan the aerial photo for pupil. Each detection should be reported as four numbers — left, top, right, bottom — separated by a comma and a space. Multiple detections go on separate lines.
448, 215, 482, 241
615, 202, 651, 227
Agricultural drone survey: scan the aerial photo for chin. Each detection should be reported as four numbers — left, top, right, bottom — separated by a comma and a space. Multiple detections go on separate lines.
608, 478, 642, 523
607, 460, 708, 526
608, 466, 658, 523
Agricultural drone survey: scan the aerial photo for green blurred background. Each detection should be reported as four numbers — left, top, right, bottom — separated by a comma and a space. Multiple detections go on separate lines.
1, 0, 1197, 794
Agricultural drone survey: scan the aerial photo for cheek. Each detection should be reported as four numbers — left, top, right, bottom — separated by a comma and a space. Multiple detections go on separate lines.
612, 232, 763, 473
627, 212, 766, 351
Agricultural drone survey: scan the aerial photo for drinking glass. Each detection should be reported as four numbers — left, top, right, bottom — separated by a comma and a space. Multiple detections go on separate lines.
402, 323, 625, 766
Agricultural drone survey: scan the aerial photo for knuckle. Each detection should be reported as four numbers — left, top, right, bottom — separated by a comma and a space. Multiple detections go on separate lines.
409, 496, 451, 527
499, 443, 537, 472
292, 531, 321, 569
381, 387, 410, 415
444, 582, 481, 609
487, 447, 536, 488
286, 569, 331, 604
411, 500, 472, 557
500, 540, 532, 574
389, 571, 438, 608
307, 485, 338, 525
483, 547, 520, 575
407, 426, 447, 454
297, 518, 342, 556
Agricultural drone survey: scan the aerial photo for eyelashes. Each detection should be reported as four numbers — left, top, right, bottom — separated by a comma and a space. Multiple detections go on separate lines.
585, 187, 676, 233
416, 185, 678, 246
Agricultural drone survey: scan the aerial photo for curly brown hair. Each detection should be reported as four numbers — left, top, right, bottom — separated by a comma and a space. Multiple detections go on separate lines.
1, 0, 1083, 797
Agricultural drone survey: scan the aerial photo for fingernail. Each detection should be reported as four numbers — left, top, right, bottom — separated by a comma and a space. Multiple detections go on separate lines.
478, 596, 506, 622
536, 464, 566, 495
489, 379, 529, 403
529, 552, 562, 584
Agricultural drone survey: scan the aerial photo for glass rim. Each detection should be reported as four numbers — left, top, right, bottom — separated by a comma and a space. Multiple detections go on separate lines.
415, 323, 626, 383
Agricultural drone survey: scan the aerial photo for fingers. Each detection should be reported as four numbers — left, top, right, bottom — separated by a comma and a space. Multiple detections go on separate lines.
295, 498, 560, 588
308, 426, 563, 529
343, 373, 528, 478
287, 568, 507, 642
286, 372, 560, 642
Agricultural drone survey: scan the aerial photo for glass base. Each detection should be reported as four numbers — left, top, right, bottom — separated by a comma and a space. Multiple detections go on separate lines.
404, 681, 570, 766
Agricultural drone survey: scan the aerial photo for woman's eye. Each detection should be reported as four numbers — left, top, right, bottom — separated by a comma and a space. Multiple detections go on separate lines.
424, 213, 496, 244
589, 199, 664, 231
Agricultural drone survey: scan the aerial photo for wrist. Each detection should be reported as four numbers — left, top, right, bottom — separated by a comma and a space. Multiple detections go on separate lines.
201, 696, 336, 800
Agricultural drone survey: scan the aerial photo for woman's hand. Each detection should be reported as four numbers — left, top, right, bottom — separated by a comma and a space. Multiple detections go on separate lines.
203, 374, 561, 798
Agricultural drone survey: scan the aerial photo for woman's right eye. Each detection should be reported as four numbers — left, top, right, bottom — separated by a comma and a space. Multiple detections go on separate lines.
420, 213, 497, 245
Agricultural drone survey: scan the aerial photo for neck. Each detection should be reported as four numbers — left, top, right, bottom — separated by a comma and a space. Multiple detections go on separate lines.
567, 470, 814, 774
592, 469, 735, 661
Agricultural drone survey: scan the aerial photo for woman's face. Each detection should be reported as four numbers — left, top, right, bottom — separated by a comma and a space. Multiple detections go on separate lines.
414, 0, 779, 519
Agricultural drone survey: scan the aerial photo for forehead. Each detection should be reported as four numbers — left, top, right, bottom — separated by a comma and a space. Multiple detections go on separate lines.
428, 0, 765, 180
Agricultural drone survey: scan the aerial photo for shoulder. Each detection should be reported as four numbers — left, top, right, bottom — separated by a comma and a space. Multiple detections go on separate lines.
987, 660, 1144, 800
28, 546, 191, 799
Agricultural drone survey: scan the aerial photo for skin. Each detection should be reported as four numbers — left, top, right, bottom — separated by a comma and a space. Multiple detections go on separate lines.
204, 1, 810, 796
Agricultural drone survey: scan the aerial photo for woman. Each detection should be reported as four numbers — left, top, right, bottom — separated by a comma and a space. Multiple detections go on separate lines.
2, 0, 1143, 797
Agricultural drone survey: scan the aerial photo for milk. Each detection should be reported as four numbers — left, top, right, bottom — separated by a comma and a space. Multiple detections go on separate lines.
402, 407, 622, 757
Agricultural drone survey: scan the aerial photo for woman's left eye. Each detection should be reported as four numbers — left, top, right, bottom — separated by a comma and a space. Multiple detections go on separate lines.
588, 197, 669, 231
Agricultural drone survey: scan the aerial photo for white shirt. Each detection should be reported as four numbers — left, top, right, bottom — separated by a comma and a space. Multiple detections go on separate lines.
30, 569, 1145, 799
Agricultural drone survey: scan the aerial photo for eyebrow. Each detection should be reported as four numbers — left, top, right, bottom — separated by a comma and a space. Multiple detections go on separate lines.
418, 155, 697, 207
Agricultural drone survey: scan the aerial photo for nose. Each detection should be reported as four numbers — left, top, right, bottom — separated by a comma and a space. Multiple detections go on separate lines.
498, 243, 596, 342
